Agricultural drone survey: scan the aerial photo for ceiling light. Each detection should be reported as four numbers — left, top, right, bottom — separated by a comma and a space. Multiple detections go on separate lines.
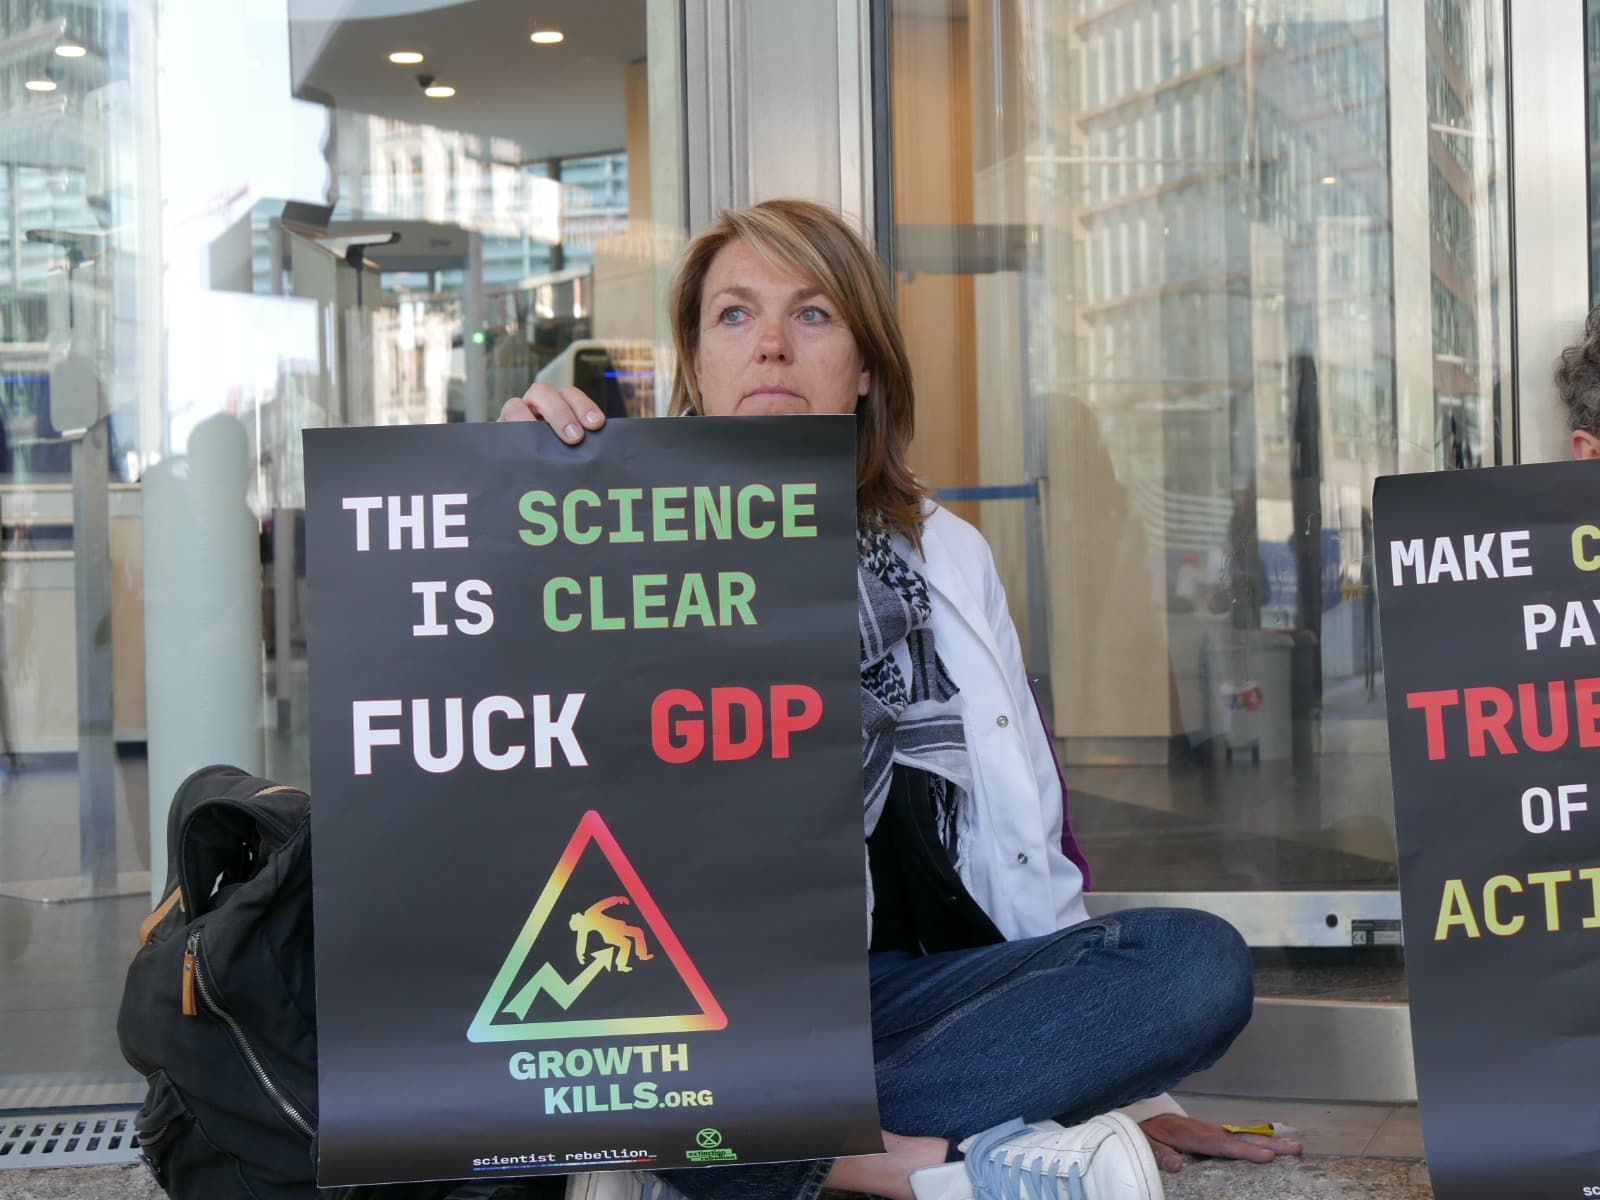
530, 30, 564, 44
424, 84, 456, 98
25, 79, 58, 92
1321, 174, 1337, 185
389, 50, 424, 64
55, 43, 87, 58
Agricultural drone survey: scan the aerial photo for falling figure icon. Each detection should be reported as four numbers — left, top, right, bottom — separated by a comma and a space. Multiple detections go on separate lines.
570, 896, 655, 973
468, 809, 728, 1041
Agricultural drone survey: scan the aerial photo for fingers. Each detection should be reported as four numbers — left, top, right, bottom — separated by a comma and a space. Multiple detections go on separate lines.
499, 382, 607, 443
1192, 1130, 1285, 1163
1217, 1136, 1280, 1164
1145, 1136, 1182, 1174
497, 395, 540, 422
1238, 1132, 1304, 1157
1139, 1115, 1299, 1167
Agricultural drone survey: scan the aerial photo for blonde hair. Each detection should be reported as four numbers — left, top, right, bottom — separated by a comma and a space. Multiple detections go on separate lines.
668, 199, 929, 545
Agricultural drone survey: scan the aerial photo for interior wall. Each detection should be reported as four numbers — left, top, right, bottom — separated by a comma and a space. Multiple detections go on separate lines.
625, 59, 651, 224
966, 0, 1031, 649
891, 6, 980, 531
591, 58, 657, 343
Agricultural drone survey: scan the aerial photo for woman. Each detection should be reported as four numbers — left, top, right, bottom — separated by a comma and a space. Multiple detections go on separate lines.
501, 200, 1300, 1200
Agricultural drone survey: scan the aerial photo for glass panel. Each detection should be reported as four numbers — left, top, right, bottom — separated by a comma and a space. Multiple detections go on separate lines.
887, 1, 1510, 916
0, 0, 683, 1089
0, 0, 156, 1093
1590, 0, 1600, 302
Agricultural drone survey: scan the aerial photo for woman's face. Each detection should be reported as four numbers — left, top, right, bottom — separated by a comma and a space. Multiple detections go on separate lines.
694, 239, 870, 417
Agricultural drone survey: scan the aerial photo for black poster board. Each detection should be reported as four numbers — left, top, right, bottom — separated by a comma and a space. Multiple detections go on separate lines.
1375, 461, 1600, 1200
304, 417, 882, 1187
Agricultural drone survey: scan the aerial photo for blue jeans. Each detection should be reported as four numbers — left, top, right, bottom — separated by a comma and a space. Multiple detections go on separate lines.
656, 908, 1253, 1200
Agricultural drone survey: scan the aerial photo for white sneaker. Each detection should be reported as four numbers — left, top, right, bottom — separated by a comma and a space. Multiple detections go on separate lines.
564, 1170, 687, 1200
909, 1114, 1163, 1200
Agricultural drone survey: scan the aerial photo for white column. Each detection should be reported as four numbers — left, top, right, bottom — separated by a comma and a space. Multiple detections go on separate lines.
143, 416, 264, 899
463, 230, 487, 422
683, 0, 872, 232
7, 164, 20, 288
684, 0, 746, 230
648, 0, 687, 415
1385, 0, 1433, 477
1509, 0, 1590, 464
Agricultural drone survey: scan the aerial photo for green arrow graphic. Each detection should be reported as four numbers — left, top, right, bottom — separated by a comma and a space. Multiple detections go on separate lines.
501, 946, 616, 1020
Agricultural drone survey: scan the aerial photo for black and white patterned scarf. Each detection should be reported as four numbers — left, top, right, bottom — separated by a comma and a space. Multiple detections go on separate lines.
859, 525, 972, 858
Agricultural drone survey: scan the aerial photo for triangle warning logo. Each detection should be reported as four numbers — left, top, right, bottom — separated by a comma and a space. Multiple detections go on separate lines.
467, 810, 728, 1043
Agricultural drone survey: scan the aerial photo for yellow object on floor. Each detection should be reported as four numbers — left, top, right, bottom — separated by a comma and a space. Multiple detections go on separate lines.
1221, 1123, 1291, 1137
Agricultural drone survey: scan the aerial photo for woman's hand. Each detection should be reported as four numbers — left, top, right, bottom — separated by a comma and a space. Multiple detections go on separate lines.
498, 382, 608, 443
1138, 1114, 1303, 1173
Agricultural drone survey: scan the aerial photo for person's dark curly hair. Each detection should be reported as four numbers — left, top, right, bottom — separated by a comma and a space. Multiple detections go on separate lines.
1556, 305, 1600, 435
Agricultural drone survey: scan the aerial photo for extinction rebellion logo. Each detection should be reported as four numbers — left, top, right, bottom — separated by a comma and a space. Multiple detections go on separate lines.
687, 1128, 737, 1164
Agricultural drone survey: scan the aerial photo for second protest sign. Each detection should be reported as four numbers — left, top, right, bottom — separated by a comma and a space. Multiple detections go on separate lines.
1376, 461, 1600, 1200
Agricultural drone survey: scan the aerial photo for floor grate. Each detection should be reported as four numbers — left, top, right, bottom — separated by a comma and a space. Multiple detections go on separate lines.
0, 1110, 141, 1169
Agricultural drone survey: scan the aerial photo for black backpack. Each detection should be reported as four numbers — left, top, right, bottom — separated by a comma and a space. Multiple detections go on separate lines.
118, 764, 548, 1200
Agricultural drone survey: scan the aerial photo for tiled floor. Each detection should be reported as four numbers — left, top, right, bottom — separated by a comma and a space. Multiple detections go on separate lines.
0, 1094, 1429, 1198
0, 1165, 161, 1200
0, 1160, 1439, 1200
1165, 1157, 1433, 1200
0, 892, 148, 1082
1163, 1094, 1428, 1200
1173, 1094, 1422, 1159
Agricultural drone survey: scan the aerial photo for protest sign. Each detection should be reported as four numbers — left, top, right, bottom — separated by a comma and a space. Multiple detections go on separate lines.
304, 417, 881, 1187
1375, 461, 1600, 1200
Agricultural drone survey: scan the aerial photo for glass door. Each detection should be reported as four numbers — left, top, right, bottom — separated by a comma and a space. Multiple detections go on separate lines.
882, 0, 1511, 951
0, 0, 685, 1097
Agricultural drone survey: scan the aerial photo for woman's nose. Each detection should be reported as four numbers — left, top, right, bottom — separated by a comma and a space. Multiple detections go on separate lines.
755, 316, 791, 361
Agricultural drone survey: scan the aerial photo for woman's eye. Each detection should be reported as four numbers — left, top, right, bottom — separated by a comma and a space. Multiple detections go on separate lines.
718, 306, 749, 325
798, 306, 830, 324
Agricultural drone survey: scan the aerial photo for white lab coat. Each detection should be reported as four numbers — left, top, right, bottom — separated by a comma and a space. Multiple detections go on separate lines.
888, 504, 1183, 1124
889, 504, 1091, 939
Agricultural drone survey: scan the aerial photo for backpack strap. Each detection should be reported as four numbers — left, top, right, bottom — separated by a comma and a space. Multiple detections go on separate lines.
138, 887, 184, 946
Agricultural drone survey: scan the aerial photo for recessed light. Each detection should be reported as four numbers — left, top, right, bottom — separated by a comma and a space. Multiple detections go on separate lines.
424, 84, 456, 98
1321, 174, 1337, 185
531, 30, 564, 44
25, 79, 58, 92
55, 43, 87, 58
389, 50, 424, 65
